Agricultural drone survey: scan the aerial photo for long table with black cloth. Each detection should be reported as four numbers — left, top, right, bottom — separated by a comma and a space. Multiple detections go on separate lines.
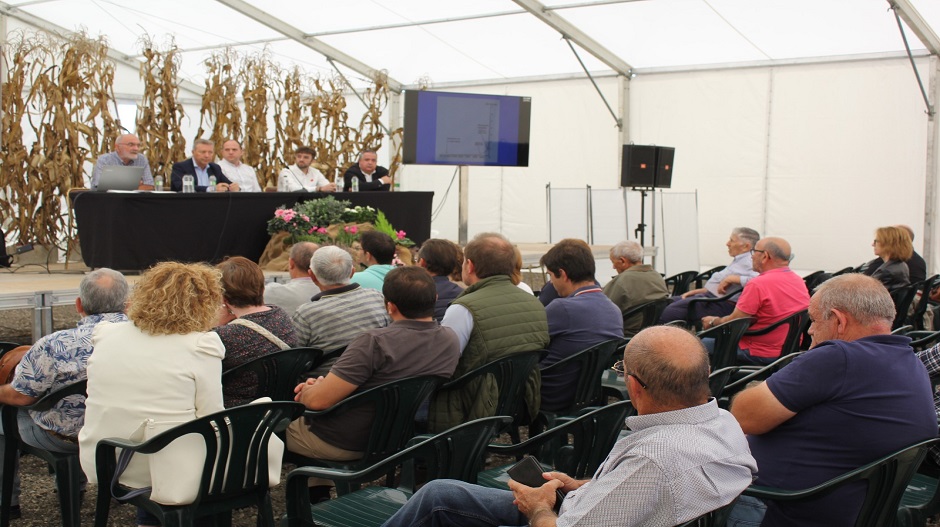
69, 190, 433, 270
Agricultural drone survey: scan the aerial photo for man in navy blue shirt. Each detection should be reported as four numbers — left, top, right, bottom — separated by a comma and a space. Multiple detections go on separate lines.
729, 273, 937, 527
538, 238, 623, 411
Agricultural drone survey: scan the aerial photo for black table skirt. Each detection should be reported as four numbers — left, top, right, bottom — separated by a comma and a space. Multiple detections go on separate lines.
70, 191, 433, 270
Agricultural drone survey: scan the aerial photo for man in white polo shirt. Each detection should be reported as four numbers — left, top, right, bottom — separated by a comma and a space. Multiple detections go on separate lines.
218, 139, 261, 192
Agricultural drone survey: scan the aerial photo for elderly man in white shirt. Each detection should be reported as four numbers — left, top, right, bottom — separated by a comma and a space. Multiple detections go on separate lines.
218, 140, 261, 192
278, 146, 337, 193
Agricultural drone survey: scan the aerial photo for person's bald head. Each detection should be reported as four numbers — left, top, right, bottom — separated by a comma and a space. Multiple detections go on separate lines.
622, 326, 711, 411
752, 236, 792, 273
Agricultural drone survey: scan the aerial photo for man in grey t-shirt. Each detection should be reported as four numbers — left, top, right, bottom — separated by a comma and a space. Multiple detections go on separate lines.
288, 266, 460, 501
90, 134, 154, 189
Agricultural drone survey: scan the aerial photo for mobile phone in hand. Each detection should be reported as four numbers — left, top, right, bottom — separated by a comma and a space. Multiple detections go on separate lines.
507, 456, 565, 512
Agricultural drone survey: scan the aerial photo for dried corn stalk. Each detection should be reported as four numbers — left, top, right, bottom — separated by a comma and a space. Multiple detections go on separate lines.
0, 30, 118, 248
240, 50, 273, 187
272, 66, 309, 177
136, 35, 186, 182
197, 47, 242, 153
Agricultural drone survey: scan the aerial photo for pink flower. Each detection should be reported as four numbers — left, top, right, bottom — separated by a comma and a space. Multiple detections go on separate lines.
317, 227, 328, 234
350, 225, 359, 234
301, 215, 310, 222
396, 230, 406, 240
281, 210, 296, 222
307, 227, 316, 234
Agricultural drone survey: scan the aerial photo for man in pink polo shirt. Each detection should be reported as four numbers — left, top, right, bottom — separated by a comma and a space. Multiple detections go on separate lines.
701, 237, 809, 365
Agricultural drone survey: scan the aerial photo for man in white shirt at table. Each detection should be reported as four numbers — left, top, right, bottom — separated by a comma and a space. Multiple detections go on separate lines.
278, 146, 337, 193
218, 139, 261, 192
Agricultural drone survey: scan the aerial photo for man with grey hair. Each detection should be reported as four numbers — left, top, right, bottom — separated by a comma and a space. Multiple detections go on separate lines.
602, 240, 668, 337
660, 227, 760, 324
90, 133, 154, 190
729, 273, 936, 526
264, 242, 321, 316
170, 138, 238, 192
0, 268, 129, 519
382, 325, 757, 527
290, 245, 390, 356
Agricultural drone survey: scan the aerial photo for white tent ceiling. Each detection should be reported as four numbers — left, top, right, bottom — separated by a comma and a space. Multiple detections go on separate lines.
2, 0, 938, 89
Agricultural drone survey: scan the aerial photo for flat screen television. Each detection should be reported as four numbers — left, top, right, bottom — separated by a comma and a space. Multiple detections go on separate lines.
403, 90, 531, 167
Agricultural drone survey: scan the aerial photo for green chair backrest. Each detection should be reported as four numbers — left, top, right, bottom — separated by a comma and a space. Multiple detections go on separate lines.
697, 317, 755, 371
674, 497, 739, 526
743, 309, 809, 359
694, 266, 726, 289
436, 351, 540, 429
539, 339, 623, 415
743, 438, 940, 527
621, 298, 671, 334
221, 347, 324, 402
665, 271, 698, 296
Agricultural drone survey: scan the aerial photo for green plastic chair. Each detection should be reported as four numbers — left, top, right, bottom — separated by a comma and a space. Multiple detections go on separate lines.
477, 400, 634, 491
620, 298, 671, 337
284, 375, 442, 494
715, 352, 804, 409
93, 401, 305, 527
685, 291, 737, 331
693, 266, 726, 289
674, 497, 739, 526
897, 472, 940, 527
283, 415, 512, 527
743, 438, 939, 527
221, 347, 324, 402
535, 339, 624, 432
0, 379, 87, 527
696, 317, 755, 371
742, 309, 810, 361
665, 270, 698, 296
430, 351, 540, 441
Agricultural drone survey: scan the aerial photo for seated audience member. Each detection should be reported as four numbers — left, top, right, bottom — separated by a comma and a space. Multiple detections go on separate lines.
701, 237, 809, 365
863, 224, 926, 284
865, 226, 912, 292
79, 262, 226, 527
729, 274, 937, 527
279, 146, 336, 192
90, 133, 154, 190
602, 240, 669, 337
170, 138, 238, 192
659, 227, 760, 324
0, 269, 128, 520
291, 246, 390, 362
429, 233, 549, 433
351, 231, 397, 291
416, 239, 464, 322
916, 341, 940, 475
511, 246, 535, 295
214, 256, 298, 407
382, 325, 757, 527
218, 139, 261, 192
288, 266, 460, 501
264, 242, 321, 316
342, 150, 390, 191
538, 239, 623, 412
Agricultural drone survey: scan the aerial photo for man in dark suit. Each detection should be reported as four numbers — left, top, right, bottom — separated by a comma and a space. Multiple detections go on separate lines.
170, 139, 239, 192
342, 150, 391, 191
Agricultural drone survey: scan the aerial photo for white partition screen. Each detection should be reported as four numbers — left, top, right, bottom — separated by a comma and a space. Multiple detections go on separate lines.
657, 191, 700, 276
547, 187, 589, 243
590, 189, 628, 245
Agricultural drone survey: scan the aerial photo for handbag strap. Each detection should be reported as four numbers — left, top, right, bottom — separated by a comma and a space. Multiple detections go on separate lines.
229, 318, 290, 350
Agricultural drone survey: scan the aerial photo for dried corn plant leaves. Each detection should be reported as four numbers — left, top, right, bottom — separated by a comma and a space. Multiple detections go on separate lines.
136, 35, 186, 183
0, 30, 118, 248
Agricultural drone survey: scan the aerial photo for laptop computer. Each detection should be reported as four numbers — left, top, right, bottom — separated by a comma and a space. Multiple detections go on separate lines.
95, 166, 144, 191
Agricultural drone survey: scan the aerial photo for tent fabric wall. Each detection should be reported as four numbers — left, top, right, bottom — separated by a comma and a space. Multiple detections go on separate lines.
407, 56, 935, 274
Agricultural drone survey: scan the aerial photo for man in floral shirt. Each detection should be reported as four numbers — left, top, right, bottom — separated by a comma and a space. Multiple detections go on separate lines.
0, 268, 128, 518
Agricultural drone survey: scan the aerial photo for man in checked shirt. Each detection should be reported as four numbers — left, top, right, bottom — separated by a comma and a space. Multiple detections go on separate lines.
381, 325, 757, 527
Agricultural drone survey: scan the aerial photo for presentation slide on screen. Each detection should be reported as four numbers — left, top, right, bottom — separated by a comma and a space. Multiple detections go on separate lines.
434, 97, 501, 164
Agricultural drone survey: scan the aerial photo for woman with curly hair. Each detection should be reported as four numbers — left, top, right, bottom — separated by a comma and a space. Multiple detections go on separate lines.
78, 261, 226, 527
214, 256, 297, 407
871, 226, 913, 292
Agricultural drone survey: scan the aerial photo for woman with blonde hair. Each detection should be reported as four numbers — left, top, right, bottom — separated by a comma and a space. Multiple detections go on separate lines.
79, 261, 226, 527
871, 226, 913, 291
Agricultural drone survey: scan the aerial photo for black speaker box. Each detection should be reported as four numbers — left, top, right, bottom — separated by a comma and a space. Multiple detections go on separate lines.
621, 145, 657, 188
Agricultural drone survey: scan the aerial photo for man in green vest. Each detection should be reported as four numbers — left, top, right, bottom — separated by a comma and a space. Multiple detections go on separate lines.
427, 233, 549, 432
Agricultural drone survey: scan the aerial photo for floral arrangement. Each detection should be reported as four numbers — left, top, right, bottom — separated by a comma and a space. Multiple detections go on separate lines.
267, 198, 414, 248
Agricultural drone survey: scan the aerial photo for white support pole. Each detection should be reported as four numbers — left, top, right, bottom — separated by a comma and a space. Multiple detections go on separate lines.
459, 166, 470, 245
925, 56, 940, 273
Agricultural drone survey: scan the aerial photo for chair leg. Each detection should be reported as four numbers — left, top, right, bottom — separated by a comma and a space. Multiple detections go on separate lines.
161, 506, 195, 527
257, 491, 275, 527
0, 434, 18, 527
53, 456, 83, 527
92, 477, 112, 527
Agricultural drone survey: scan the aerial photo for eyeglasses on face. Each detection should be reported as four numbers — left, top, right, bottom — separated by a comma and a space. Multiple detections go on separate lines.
610, 361, 648, 388
750, 249, 767, 256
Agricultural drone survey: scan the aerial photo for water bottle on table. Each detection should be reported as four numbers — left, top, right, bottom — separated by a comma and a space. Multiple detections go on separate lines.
207, 175, 217, 192
154, 175, 164, 192
182, 175, 195, 193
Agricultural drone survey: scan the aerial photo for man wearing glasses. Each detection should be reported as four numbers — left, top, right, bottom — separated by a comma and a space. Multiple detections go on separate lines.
381, 325, 757, 527
700, 237, 809, 365
89, 133, 154, 190
729, 274, 936, 526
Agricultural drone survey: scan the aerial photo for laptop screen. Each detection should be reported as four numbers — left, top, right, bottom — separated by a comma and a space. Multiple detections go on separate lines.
96, 166, 144, 191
